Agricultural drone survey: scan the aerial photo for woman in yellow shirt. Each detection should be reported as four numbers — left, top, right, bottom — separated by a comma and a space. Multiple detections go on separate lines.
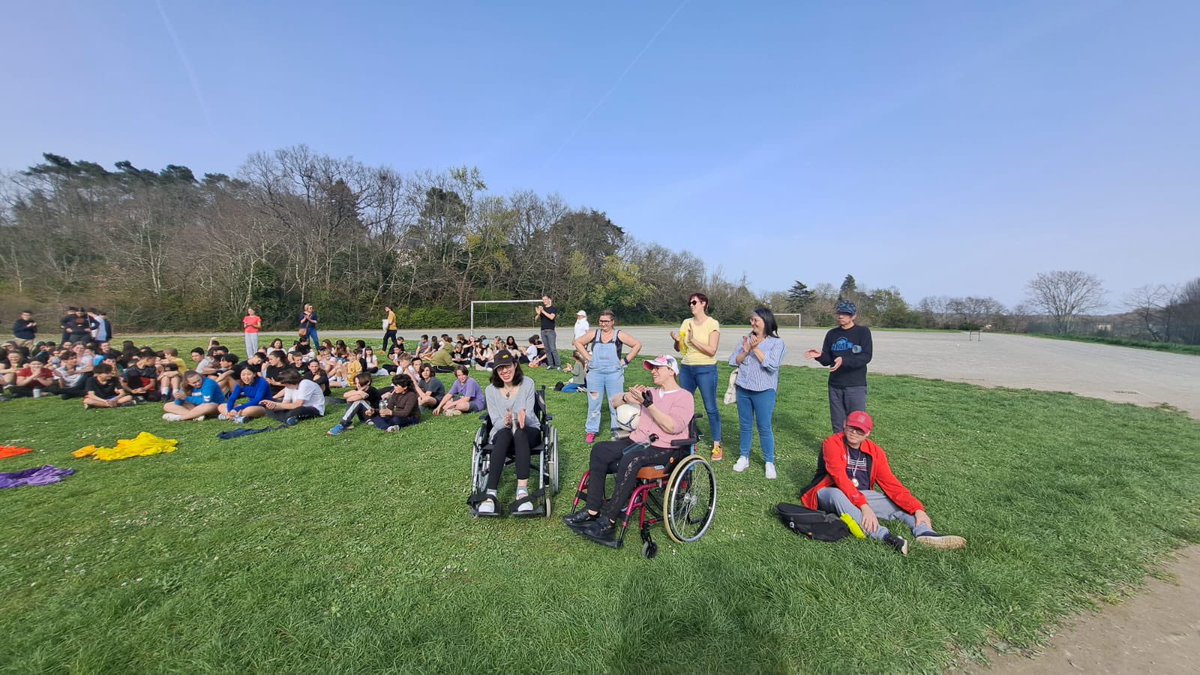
670, 292, 724, 461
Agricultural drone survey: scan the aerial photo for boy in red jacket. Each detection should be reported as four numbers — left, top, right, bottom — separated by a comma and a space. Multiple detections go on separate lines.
800, 411, 966, 556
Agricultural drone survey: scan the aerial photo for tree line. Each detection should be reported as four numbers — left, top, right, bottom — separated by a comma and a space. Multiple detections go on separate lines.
0, 148, 762, 331
2, 149, 1195, 344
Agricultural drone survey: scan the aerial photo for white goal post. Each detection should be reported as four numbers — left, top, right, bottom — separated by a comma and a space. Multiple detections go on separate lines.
774, 312, 802, 330
470, 299, 543, 335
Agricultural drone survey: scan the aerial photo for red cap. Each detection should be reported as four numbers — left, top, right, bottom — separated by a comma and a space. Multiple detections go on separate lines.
845, 411, 873, 434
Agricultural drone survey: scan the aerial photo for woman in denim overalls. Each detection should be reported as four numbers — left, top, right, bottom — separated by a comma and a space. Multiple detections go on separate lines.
572, 310, 642, 444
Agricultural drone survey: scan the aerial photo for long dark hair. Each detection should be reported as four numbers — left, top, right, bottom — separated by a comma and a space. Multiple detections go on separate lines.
753, 307, 779, 338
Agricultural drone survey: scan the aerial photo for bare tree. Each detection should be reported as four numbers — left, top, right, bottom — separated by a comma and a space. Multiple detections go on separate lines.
1025, 271, 1106, 334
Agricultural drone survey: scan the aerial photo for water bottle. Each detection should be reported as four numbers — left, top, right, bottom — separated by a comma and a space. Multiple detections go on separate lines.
32, 388, 42, 398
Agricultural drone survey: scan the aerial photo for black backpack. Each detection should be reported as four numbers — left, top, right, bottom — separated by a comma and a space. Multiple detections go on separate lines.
775, 503, 851, 542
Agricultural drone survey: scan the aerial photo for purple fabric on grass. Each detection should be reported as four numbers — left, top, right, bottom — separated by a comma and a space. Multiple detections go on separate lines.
0, 465, 76, 489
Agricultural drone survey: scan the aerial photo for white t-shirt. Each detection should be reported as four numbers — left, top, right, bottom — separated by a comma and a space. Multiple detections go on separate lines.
283, 379, 326, 415
574, 319, 590, 340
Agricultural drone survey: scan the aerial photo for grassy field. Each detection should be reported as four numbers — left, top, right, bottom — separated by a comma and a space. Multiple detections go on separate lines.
2, 336, 1199, 673
1033, 333, 1200, 356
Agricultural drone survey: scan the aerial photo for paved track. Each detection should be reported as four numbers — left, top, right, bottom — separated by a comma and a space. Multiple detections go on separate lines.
163, 326, 1200, 417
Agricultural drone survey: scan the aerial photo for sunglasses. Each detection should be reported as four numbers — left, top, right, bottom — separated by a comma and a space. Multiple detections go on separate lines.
689, 300, 701, 306
845, 426, 868, 435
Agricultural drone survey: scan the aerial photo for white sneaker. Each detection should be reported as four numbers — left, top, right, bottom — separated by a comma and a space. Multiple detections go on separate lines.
217, 413, 230, 421
516, 489, 533, 513
732, 456, 750, 472
477, 496, 496, 515
765, 462, 777, 480
193, 415, 206, 422
162, 413, 182, 422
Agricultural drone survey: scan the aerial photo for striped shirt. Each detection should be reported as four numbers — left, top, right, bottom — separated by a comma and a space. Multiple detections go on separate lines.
727, 335, 785, 392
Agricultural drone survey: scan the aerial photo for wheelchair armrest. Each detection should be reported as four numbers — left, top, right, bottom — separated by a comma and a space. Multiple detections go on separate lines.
670, 436, 699, 448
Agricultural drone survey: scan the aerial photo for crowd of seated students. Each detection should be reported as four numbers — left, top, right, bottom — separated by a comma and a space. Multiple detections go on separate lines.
3, 314, 505, 438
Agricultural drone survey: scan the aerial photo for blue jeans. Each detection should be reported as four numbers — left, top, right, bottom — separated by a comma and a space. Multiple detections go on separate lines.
735, 385, 776, 463
585, 368, 625, 434
679, 363, 721, 442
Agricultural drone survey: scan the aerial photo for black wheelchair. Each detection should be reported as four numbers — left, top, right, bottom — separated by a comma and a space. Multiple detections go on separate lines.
568, 415, 717, 557
468, 385, 559, 517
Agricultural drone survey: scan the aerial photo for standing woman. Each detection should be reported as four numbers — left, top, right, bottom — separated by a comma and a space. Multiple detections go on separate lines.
382, 305, 398, 353
298, 303, 319, 346
242, 307, 262, 358
572, 310, 642, 444
670, 292, 724, 461
476, 350, 541, 515
728, 307, 786, 479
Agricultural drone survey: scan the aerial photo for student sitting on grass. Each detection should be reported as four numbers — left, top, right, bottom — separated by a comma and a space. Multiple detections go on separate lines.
433, 365, 485, 417
524, 336, 547, 368
213, 353, 242, 395
415, 364, 446, 410
304, 359, 332, 396
157, 358, 182, 400
163, 370, 225, 422
328, 373, 382, 435
82, 363, 134, 409
260, 368, 325, 426
262, 350, 290, 394
217, 367, 270, 423
12, 359, 61, 398
428, 341, 456, 372
120, 351, 159, 401
1, 350, 25, 389
371, 374, 421, 432
799, 411, 967, 556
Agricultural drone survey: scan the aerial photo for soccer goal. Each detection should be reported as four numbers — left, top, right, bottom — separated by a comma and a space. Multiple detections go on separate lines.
775, 313, 802, 330
470, 299, 543, 335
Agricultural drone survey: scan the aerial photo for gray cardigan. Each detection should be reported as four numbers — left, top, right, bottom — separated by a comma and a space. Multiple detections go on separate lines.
484, 377, 540, 442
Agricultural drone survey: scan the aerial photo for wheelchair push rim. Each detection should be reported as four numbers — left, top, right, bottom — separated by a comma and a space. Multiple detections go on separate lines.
663, 454, 716, 544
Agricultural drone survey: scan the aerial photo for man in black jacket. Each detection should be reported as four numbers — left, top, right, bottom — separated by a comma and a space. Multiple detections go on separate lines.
12, 311, 37, 346
805, 300, 873, 433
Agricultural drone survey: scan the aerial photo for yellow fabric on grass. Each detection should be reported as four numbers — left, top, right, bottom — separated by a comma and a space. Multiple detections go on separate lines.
73, 432, 178, 461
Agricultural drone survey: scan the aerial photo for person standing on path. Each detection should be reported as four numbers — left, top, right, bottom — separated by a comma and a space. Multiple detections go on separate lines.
535, 295, 561, 369
728, 307, 786, 479
382, 306, 398, 354
242, 307, 262, 358
573, 310, 642, 444
670, 292, 724, 461
299, 304, 319, 346
805, 300, 873, 433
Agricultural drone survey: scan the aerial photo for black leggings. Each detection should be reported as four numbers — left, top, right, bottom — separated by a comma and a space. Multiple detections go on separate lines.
268, 406, 322, 424
586, 441, 685, 521
486, 426, 542, 490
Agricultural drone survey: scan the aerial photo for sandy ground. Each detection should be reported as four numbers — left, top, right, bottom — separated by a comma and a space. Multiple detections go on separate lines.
134, 326, 1200, 671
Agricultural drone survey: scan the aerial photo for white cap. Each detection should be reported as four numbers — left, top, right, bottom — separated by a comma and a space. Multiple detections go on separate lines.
576, 310, 587, 317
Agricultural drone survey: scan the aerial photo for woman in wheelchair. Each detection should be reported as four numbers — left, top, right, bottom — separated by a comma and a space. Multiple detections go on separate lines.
477, 350, 542, 515
564, 355, 695, 547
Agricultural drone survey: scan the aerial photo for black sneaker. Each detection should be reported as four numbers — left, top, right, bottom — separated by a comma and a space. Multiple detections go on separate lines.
562, 510, 597, 530
883, 533, 909, 556
581, 519, 621, 549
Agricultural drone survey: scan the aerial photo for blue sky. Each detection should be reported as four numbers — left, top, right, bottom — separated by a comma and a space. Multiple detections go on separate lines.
2, 1, 1197, 309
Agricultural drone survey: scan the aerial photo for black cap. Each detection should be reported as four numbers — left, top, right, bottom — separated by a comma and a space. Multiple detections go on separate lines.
493, 349, 516, 368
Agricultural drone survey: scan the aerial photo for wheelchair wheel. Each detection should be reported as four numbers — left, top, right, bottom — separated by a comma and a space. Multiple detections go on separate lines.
663, 455, 716, 544
470, 443, 486, 495
547, 426, 559, 493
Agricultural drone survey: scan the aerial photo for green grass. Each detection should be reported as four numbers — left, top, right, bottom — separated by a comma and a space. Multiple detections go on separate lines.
1032, 333, 1200, 356
2, 337, 1199, 673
